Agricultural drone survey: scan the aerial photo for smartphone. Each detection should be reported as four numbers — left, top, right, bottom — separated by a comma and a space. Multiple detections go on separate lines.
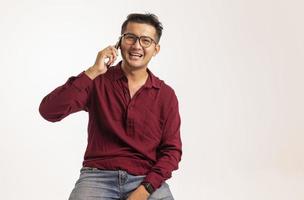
114, 41, 120, 49
106, 38, 121, 67
115, 36, 122, 49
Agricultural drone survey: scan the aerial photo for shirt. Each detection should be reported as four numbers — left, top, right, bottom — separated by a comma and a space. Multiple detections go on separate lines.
39, 61, 182, 190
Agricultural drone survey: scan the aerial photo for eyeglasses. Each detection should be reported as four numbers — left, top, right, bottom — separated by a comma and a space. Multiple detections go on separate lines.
120, 33, 157, 48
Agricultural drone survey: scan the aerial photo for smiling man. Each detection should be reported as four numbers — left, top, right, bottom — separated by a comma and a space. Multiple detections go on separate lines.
39, 13, 182, 200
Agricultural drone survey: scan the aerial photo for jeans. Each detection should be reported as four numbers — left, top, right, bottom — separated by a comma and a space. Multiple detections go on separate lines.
68, 167, 174, 200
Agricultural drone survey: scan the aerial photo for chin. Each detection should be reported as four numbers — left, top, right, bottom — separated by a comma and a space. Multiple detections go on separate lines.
126, 59, 147, 69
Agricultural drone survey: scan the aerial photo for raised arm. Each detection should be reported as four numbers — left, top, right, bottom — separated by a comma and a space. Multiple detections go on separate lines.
39, 45, 119, 122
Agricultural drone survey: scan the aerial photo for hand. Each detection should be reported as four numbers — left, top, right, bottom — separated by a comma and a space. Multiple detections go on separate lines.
85, 45, 119, 80
126, 185, 150, 200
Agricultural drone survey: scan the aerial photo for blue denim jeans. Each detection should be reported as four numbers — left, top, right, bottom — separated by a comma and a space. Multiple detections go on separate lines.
68, 167, 174, 200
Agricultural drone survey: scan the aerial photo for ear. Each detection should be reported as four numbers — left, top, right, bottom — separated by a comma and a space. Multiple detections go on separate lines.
153, 44, 160, 56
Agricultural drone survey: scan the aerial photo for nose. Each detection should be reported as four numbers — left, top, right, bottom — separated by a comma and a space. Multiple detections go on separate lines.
132, 38, 142, 48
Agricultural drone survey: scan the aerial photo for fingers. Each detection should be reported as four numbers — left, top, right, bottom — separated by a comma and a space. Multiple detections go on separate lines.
111, 45, 119, 55
104, 45, 119, 67
106, 54, 114, 66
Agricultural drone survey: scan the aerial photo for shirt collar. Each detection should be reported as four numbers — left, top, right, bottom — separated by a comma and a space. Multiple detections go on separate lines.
112, 61, 162, 89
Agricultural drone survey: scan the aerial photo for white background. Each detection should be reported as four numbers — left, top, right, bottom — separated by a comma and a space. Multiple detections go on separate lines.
0, 0, 303, 199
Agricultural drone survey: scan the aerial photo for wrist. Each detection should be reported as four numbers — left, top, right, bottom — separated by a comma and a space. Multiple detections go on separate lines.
141, 182, 155, 195
85, 66, 105, 80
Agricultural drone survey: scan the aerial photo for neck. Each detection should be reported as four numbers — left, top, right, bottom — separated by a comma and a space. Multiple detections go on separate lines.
121, 61, 148, 82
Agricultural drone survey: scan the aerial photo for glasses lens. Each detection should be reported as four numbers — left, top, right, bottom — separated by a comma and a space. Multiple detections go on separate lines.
124, 34, 137, 45
140, 37, 152, 48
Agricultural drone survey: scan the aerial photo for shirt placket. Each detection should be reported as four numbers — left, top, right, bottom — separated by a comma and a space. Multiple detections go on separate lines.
121, 79, 145, 137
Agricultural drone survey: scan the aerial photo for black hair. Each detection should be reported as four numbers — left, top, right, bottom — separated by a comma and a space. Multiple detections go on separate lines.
121, 13, 163, 43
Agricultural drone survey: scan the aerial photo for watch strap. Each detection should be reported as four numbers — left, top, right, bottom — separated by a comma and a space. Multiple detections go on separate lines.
141, 182, 155, 194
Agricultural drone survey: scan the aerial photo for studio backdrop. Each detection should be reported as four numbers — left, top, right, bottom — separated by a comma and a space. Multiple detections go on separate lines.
0, 0, 303, 199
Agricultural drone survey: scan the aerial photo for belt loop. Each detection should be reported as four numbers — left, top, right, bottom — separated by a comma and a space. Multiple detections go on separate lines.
118, 170, 128, 185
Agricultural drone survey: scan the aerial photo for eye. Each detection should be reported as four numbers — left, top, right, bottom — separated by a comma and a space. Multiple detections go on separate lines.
125, 35, 136, 41
141, 37, 152, 45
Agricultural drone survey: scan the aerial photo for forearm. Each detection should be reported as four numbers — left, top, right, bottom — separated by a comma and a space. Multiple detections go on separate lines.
39, 72, 93, 122
143, 92, 182, 190
143, 142, 182, 190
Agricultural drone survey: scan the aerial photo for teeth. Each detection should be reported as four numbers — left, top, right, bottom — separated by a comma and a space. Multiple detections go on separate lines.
130, 53, 142, 57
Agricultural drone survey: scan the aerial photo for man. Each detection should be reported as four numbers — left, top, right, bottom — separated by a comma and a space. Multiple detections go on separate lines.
39, 13, 182, 200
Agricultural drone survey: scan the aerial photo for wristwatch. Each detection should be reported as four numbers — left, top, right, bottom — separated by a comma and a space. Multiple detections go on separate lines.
141, 182, 155, 194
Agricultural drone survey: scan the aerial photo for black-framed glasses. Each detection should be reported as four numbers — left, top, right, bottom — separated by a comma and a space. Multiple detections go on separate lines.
120, 33, 157, 48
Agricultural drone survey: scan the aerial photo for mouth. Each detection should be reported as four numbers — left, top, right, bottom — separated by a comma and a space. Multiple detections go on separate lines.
128, 52, 143, 59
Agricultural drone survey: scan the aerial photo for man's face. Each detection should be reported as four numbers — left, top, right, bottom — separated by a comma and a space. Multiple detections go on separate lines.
120, 22, 160, 70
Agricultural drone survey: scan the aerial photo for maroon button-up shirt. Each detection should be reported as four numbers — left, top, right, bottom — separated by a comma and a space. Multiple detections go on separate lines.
39, 62, 182, 190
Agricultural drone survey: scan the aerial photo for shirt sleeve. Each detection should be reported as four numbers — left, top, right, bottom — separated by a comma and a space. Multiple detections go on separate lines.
142, 91, 182, 190
39, 71, 93, 122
